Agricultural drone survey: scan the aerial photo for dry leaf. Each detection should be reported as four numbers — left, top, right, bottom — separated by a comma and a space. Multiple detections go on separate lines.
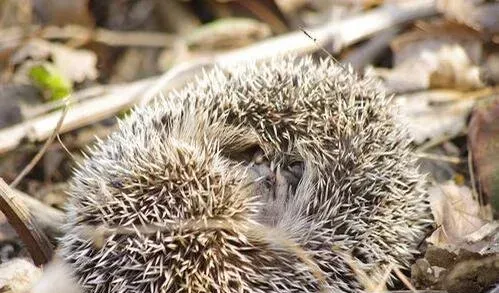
468, 98, 499, 212
427, 182, 489, 249
12, 39, 98, 84
395, 90, 475, 143
379, 44, 483, 93
391, 21, 482, 66
49, 43, 98, 83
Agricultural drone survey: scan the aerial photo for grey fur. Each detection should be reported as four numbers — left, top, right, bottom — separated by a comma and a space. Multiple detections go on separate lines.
59, 56, 432, 293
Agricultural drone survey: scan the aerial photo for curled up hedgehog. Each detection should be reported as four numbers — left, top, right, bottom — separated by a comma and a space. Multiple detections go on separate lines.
33, 55, 432, 293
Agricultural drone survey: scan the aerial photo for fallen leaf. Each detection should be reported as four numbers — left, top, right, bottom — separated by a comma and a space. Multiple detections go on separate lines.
12, 39, 98, 85
391, 20, 482, 66
49, 42, 98, 83
29, 63, 73, 101
395, 90, 475, 143
427, 182, 490, 249
413, 243, 499, 292
468, 98, 499, 213
378, 44, 483, 93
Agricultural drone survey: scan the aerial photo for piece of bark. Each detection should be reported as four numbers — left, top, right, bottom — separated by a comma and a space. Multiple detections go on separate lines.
0, 178, 53, 266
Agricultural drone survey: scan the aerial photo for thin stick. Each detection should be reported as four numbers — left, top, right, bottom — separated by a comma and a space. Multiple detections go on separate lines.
393, 267, 417, 293
0, 25, 177, 48
0, 1, 438, 154
415, 132, 462, 152
0, 78, 154, 154
9, 100, 69, 188
343, 27, 400, 71
57, 134, 76, 161
468, 149, 482, 206
415, 152, 462, 164
0, 178, 53, 266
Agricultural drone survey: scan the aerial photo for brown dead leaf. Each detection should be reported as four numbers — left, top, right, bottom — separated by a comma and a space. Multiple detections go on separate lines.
468, 98, 499, 213
413, 243, 499, 291
427, 182, 490, 249
395, 90, 475, 143
391, 20, 482, 66
378, 44, 483, 93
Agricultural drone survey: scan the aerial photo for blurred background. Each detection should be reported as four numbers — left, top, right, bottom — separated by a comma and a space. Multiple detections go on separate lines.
0, 0, 499, 292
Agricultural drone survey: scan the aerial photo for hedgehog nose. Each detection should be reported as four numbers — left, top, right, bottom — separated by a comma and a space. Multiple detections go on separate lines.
248, 160, 276, 199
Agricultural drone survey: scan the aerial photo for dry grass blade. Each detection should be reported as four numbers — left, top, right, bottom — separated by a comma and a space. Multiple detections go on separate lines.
393, 267, 417, 293
9, 99, 70, 188
0, 1, 438, 155
415, 153, 462, 164
0, 178, 53, 266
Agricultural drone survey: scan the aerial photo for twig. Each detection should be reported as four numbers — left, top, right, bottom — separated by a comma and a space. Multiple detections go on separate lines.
468, 149, 481, 204
139, 58, 213, 106
393, 267, 417, 293
9, 99, 69, 188
218, 0, 437, 65
0, 1, 438, 154
57, 134, 76, 161
343, 27, 400, 71
0, 78, 155, 154
415, 132, 464, 152
0, 25, 177, 48
415, 153, 462, 164
0, 178, 53, 266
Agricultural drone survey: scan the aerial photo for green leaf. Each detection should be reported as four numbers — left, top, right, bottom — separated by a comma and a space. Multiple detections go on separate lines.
29, 63, 73, 101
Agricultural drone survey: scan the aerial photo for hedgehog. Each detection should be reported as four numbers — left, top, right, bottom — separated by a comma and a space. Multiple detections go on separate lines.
43, 55, 432, 293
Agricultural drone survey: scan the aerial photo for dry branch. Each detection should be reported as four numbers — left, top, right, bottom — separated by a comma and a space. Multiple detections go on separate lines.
0, 178, 53, 266
0, 78, 155, 153
0, 0, 438, 154
10, 101, 68, 188
0, 25, 176, 48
